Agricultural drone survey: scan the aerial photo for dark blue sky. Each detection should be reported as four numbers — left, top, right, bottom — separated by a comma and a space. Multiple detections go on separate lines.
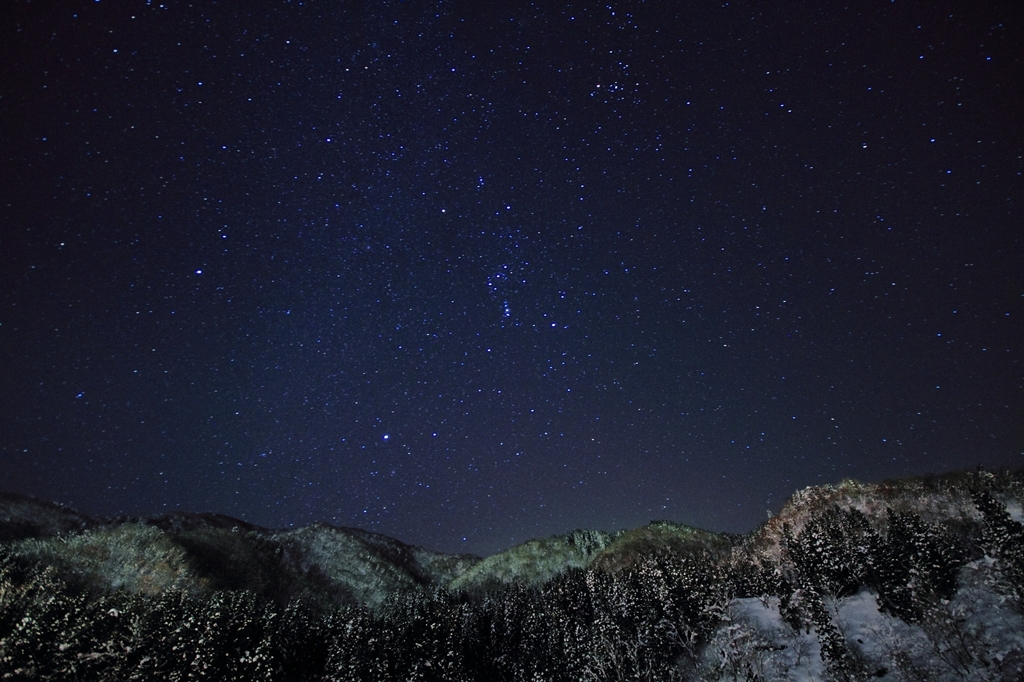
2, 0, 1021, 555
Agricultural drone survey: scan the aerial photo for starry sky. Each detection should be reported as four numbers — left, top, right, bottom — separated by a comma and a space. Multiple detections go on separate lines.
2, 0, 1022, 556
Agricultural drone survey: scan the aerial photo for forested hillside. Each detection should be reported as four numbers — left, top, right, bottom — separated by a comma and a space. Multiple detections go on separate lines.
2, 469, 1023, 680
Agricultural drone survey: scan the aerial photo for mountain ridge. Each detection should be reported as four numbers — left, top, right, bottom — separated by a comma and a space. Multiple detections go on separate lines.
3, 468, 1024, 680
4, 468, 1023, 611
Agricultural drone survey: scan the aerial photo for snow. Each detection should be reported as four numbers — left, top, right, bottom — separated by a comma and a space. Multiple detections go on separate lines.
698, 561, 1024, 681
1005, 499, 1023, 524
700, 597, 825, 681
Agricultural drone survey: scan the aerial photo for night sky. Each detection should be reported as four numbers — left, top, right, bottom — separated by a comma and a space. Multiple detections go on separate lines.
2, 0, 1022, 556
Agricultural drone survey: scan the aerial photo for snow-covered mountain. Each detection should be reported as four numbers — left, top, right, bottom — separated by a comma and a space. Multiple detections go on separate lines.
1, 469, 1022, 680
